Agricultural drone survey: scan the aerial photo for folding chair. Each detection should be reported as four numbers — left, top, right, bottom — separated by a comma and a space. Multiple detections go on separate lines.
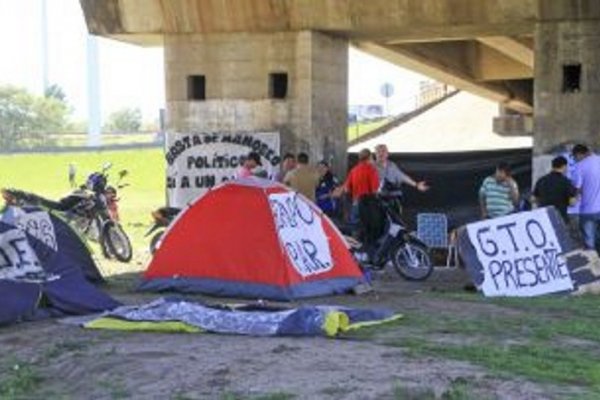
416, 213, 459, 267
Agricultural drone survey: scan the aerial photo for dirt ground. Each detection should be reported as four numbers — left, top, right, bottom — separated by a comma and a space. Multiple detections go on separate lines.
1, 258, 585, 400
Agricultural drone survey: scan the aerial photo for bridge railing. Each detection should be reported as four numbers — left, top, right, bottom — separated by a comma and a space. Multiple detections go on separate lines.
347, 84, 456, 145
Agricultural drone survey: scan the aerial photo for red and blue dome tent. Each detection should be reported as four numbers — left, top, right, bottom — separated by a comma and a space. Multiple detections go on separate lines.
139, 178, 364, 301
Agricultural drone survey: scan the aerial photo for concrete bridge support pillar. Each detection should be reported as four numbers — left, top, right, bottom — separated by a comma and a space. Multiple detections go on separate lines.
533, 1, 600, 179
164, 31, 348, 176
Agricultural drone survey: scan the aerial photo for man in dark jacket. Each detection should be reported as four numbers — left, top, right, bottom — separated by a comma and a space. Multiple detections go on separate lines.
533, 156, 578, 221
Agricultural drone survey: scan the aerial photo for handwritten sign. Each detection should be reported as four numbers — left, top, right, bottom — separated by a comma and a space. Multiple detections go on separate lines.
465, 208, 574, 297
0, 226, 48, 283
11, 209, 58, 252
269, 193, 333, 278
166, 132, 281, 208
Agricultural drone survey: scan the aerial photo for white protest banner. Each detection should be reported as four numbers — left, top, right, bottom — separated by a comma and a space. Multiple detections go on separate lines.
0, 227, 48, 282
269, 193, 333, 278
165, 132, 281, 208
466, 208, 574, 297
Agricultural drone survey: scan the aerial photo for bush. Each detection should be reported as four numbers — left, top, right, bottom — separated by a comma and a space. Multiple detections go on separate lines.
104, 107, 142, 133
0, 85, 70, 150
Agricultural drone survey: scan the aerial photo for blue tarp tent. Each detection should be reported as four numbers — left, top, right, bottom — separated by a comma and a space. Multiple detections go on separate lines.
0, 209, 119, 326
2, 206, 104, 283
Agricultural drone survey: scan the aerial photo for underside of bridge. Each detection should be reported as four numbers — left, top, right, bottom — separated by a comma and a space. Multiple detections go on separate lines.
80, 0, 600, 177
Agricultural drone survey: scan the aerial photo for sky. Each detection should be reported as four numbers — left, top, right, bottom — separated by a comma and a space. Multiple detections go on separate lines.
0, 0, 426, 124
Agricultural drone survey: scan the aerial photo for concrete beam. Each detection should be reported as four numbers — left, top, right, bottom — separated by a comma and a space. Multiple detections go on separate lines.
470, 41, 532, 80
380, 24, 534, 44
79, 0, 124, 34
354, 41, 533, 114
389, 40, 531, 82
477, 36, 534, 68
80, 0, 537, 42
108, 34, 164, 46
539, 0, 600, 21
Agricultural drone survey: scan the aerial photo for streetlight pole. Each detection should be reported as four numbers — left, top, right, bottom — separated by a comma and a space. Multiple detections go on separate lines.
40, 0, 49, 93
86, 35, 101, 146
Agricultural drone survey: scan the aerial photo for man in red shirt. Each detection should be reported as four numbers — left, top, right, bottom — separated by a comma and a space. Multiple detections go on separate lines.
345, 149, 380, 200
334, 148, 380, 225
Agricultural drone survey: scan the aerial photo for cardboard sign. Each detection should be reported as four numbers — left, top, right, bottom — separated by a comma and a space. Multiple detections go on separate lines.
269, 193, 333, 278
465, 208, 574, 297
166, 132, 281, 208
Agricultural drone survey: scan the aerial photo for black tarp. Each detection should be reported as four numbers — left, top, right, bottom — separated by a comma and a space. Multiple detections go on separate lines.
347, 148, 532, 229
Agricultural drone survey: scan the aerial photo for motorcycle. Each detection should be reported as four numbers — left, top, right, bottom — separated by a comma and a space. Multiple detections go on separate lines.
2, 163, 133, 263
145, 206, 180, 254
340, 194, 433, 281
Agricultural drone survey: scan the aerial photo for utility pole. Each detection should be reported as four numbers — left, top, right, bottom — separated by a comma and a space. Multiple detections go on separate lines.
40, 0, 49, 93
86, 35, 101, 146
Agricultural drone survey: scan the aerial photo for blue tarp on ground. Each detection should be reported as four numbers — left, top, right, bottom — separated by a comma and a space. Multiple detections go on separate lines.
79, 297, 400, 337
0, 211, 119, 326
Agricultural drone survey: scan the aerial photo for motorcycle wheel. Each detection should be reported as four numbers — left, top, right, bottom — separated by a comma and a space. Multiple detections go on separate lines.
149, 230, 164, 255
99, 236, 113, 259
391, 239, 433, 281
102, 221, 133, 262
90, 217, 112, 259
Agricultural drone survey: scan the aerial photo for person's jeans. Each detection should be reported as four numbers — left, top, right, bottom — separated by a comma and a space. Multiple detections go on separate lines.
579, 213, 600, 251
350, 201, 360, 225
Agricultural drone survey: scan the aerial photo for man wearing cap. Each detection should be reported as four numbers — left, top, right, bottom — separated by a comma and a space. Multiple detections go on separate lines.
236, 152, 262, 179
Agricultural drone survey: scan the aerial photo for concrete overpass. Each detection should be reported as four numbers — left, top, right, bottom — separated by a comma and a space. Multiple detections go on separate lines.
79, 0, 600, 175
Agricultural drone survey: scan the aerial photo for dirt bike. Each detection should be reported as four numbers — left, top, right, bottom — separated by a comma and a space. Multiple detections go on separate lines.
339, 194, 433, 281
145, 206, 180, 254
2, 163, 133, 263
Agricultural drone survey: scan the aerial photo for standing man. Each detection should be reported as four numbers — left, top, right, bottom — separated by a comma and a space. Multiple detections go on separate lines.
532, 156, 578, 221
333, 148, 380, 225
572, 144, 600, 251
479, 162, 520, 219
283, 152, 320, 202
562, 145, 583, 244
315, 160, 340, 218
274, 153, 296, 183
374, 144, 429, 195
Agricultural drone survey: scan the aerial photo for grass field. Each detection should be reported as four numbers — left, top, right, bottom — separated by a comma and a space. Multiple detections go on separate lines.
45, 132, 158, 148
345, 291, 600, 399
0, 148, 165, 256
347, 119, 391, 142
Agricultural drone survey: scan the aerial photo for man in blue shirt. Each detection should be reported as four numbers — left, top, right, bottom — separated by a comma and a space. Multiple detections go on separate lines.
572, 144, 600, 251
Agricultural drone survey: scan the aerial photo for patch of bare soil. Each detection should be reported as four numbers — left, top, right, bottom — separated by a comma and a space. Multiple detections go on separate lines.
0, 264, 577, 399
1, 317, 557, 400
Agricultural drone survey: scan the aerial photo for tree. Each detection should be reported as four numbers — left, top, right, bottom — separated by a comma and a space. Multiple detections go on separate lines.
44, 84, 66, 102
0, 85, 71, 150
104, 107, 142, 133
